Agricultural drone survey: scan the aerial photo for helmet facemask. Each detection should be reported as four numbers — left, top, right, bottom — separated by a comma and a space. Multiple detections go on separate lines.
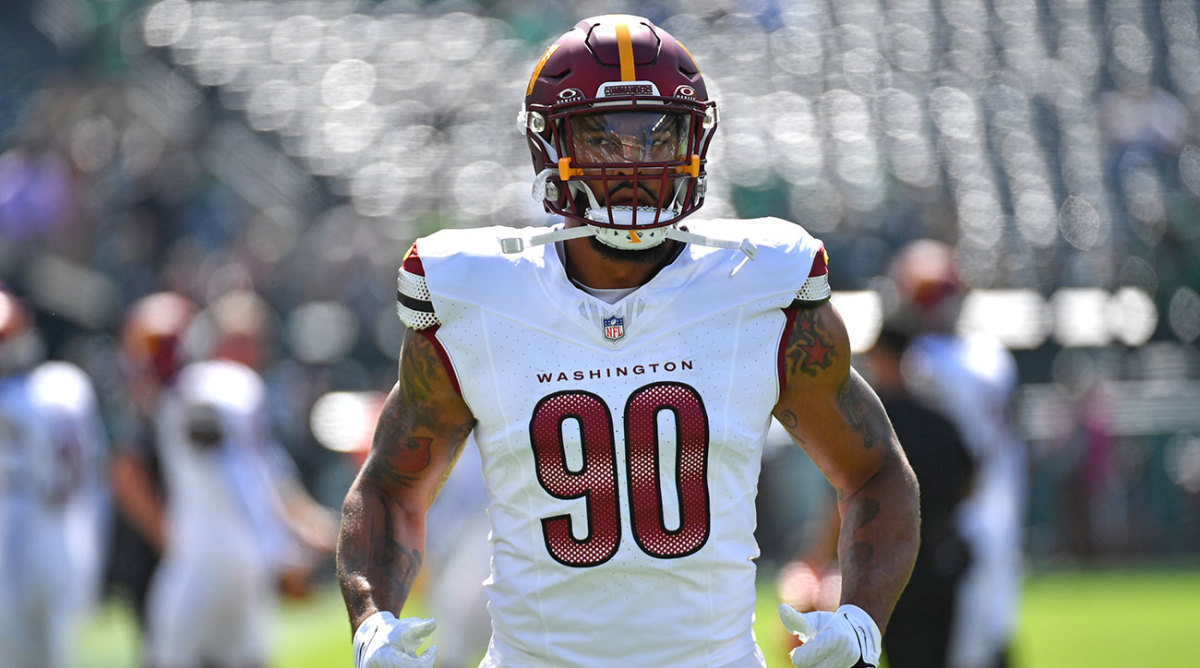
523, 91, 717, 251
565, 108, 692, 248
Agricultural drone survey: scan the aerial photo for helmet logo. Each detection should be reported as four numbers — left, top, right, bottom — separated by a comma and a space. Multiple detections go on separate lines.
674, 85, 697, 99
603, 316, 625, 341
558, 88, 582, 100
598, 81, 659, 97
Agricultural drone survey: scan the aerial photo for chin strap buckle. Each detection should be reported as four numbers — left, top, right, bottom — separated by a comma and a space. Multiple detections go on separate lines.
500, 225, 597, 253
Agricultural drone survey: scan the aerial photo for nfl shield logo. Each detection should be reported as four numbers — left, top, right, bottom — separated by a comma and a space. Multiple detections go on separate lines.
603, 316, 625, 341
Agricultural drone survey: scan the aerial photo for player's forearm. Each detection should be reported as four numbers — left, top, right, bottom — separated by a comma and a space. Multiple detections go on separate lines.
110, 455, 167, 551
336, 481, 426, 633
834, 449, 919, 633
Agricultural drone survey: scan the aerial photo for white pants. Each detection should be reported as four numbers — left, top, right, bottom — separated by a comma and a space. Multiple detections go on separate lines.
0, 499, 75, 668
146, 548, 275, 667
947, 452, 1025, 668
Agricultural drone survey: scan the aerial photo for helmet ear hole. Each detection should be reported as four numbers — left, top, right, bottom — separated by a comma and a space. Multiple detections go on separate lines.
527, 111, 546, 134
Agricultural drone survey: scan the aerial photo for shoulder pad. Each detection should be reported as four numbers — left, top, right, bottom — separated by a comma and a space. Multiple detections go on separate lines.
396, 243, 440, 330
795, 244, 832, 303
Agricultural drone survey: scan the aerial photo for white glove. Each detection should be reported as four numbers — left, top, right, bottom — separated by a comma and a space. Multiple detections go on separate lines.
353, 611, 437, 668
778, 603, 881, 668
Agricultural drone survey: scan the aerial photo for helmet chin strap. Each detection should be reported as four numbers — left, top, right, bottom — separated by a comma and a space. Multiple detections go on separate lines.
499, 224, 596, 254
499, 223, 756, 276
510, 167, 756, 274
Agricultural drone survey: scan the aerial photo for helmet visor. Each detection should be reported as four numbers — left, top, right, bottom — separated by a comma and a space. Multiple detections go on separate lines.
569, 111, 691, 165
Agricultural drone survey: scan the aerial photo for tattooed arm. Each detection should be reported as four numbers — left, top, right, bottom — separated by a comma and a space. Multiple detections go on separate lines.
773, 302, 919, 632
337, 329, 476, 634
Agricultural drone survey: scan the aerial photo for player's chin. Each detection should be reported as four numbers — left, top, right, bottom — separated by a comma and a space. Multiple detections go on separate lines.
588, 233, 676, 265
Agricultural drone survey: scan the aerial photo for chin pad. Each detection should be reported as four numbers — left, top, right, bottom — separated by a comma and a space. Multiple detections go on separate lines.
585, 206, 676, 250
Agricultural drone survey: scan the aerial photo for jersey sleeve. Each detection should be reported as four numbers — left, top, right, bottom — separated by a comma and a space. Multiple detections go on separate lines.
396, 242, 441, 330
793, 243, 832, 304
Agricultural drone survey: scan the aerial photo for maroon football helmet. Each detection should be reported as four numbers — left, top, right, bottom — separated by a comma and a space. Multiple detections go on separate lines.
121, 291, 196, 383
519, 15, 719, 251
0, 287, 38, 373
886, 239, 966, 334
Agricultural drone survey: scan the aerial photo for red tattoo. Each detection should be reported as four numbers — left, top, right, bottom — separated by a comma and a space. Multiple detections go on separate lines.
786, 311, 836, 377
393, 437, 432, 473
804, 338, 834, 368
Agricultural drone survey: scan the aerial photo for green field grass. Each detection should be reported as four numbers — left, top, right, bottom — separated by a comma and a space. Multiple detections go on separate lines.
79, 567, 1199, 667
1008, 567, 1198, 668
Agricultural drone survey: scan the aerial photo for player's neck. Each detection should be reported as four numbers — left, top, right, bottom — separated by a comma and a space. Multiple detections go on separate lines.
561, 236, 680, 290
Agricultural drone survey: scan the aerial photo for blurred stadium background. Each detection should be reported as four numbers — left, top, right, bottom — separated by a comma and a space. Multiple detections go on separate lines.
2, 0, 1199, 664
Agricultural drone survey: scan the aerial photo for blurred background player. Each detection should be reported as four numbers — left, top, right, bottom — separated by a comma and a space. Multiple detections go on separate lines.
0, 287, 110, 668
107, 290, 195, 646
126, 288, 336, 668
197, 289, 339, 597
863, 324, 976, 668
887, 239, 1028, 668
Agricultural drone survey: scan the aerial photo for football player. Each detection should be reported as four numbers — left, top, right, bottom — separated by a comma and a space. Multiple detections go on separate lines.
887, 240, 1028, 668
337, 15, 919, 668
0, 288, 109, 668
107, 290, 195, 639
142, 289, 336, 668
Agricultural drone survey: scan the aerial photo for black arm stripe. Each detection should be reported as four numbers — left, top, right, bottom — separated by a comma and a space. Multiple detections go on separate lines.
397, 291, 435, 313
787, 295, 831, 310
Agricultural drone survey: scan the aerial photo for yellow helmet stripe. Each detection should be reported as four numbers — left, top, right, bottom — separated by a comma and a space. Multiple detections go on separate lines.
615, 21, 636, 81
526, 44, 560, 96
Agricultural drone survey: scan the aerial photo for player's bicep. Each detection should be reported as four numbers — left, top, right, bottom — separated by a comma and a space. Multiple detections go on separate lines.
772, 303, 898, 497
356, 328, 474, 505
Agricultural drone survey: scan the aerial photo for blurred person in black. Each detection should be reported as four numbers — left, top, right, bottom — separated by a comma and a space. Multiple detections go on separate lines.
888, 239, 1026, 668
105, 292, 195, 641
867, 325, 975, 668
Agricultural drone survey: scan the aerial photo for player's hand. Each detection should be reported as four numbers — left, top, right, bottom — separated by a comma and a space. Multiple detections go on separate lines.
352, 611, 437, 668
778, 603, 881, 668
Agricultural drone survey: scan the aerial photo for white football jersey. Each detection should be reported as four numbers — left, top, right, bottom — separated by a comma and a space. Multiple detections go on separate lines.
27, 362, 111, 615
398, 218, 829, 667
0, 362, 109, 668
147, 359, 289, 667
155, 359, 289, 568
